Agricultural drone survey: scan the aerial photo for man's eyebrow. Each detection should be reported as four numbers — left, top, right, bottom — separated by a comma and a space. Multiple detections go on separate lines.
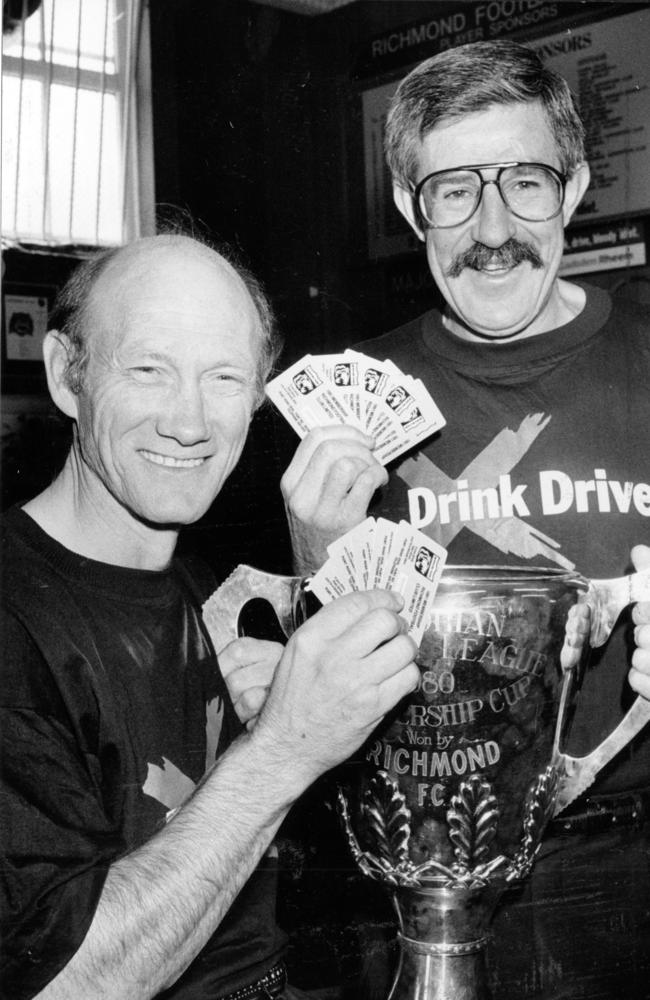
122, 347, 254, 371
122, 348, 172, 363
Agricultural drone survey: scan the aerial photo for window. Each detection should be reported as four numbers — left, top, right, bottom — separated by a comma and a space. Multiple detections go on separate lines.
2, 0, 154, 249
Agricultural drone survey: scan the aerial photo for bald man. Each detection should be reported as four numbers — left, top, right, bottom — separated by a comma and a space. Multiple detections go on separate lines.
0, 234, 419, 1000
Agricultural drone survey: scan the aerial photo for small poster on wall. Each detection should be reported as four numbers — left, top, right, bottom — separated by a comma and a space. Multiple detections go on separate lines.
3, 293, 49, 362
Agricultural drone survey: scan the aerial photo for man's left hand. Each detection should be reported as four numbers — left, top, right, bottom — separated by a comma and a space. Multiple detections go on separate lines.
218, 637, 284, 729
281, 426, 388, 575
630, 544, 650, 700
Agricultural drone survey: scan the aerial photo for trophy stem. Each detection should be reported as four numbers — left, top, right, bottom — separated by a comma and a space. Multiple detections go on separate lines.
388, 883, 503, 1000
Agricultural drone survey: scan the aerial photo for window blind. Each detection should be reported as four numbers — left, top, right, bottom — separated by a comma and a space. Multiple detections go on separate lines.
2, 0, 154, 250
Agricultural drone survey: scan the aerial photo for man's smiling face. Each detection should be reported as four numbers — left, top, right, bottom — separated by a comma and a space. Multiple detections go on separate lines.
394, 101, 589, 341
71, 242, 259, 528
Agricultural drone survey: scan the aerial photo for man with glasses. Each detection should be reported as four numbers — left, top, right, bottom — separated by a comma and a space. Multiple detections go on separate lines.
281, 40, 650, 997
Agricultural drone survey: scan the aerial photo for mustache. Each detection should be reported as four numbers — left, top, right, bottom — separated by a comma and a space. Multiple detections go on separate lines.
446, 239, 544, 278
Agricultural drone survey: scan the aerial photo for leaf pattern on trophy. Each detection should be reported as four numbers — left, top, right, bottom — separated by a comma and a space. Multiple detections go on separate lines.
507, 766, 559, 882
447, 774, 499, 873
337, 774, 506, 889
337, 780, 421, 887
363, 770, 412, 868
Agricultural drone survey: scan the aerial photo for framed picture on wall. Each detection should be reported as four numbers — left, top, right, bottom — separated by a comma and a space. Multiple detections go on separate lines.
1, 282, 55, 394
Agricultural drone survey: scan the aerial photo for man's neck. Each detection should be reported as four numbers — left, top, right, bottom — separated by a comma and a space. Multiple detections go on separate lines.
23, 453, 178, 571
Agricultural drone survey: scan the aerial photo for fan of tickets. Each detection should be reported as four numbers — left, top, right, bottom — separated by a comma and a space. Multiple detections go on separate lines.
308, 517, 447, 645
265, 350, 446, 465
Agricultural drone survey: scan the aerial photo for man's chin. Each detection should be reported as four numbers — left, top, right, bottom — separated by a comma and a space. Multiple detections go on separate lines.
444, 301, 539, 341
134, 504, 212, 532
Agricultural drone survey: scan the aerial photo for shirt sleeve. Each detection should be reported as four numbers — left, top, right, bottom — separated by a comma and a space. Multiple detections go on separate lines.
1, 614, 126, 999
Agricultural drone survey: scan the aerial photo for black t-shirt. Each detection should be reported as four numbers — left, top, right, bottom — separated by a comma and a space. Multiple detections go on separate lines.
357, 283, 650, 794
1, 507, 286, 999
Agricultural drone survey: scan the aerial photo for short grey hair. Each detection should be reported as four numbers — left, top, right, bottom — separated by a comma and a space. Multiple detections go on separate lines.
385, 39, 586, 190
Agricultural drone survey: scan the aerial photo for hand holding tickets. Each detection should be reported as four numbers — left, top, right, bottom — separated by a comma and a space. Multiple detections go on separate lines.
308, 517, 447, 644
266, 349, 446, 465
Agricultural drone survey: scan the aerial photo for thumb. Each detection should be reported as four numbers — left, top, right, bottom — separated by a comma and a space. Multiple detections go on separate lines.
631, 545, 650, 572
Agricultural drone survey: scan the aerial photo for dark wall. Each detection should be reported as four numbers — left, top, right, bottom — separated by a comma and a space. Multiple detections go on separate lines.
149, 0, 445, 363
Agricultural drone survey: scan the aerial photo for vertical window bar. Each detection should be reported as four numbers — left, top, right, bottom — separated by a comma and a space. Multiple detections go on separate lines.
135, 4, 155, 237
120, 0, 139, 244
67, 0, 84, 244
12, 0, 29, 237
93, 0, 110, 247
41, 0, 56, 242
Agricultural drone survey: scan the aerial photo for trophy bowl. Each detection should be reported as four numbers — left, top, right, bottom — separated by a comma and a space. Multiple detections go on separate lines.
203, 562, 650, 1000
338, 565, 590, 1000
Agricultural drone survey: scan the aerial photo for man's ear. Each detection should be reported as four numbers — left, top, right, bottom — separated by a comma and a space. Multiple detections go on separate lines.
43, 330, 80, 419
393, 183, 426, 242
562, 161, 591, 226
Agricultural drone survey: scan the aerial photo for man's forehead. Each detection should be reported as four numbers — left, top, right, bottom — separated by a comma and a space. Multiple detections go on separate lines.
417, 100, 558, 170
87, 238, 256, 335
94, 237, 243, 297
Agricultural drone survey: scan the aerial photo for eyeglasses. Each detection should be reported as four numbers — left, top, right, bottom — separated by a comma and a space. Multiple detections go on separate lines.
413, 161, 567, 229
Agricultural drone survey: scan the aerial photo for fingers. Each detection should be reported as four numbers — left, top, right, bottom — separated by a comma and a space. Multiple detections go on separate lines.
629, 666, 650, 700
333, 601, 414, 663
345, 463, 390, 514
237, 687, 270, 727
630, 545, 650, 632
631, 544, 650, 571
372, 660, 421, 721
565, 602, 591, 641
281, 426, 381, 494
343, 656, 421, 736
630, 622, 650, 699
295, 589, 405, 645
288, 456, 384, 526
250, 588, 420, 783
218, 638, 283, 680
633, 602, 650, 625
290, 592, 418, 710
281, 427, 387, 525
560, 603, 591, 670
281, 428, 388, 574
361, 630, 419, 686
219, 639, 283, 726
226, 660, 277, 701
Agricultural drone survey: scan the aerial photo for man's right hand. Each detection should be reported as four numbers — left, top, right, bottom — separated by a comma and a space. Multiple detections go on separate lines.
630, 544, 650, 700
251, 589, 418, 787
280, 426, 388, 575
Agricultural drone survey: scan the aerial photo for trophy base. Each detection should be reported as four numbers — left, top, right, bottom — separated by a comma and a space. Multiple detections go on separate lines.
388, 882, 503, 1000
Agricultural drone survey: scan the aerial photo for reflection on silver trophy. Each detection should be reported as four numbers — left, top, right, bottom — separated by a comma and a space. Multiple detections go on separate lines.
204, 563, 650, 1000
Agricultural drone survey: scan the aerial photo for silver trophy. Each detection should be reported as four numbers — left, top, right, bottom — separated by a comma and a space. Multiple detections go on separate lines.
204, 563, 650, 1000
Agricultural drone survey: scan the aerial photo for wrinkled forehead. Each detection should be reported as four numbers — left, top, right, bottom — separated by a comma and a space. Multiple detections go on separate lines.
86, 238, 260, 354
412, 101, 560, 180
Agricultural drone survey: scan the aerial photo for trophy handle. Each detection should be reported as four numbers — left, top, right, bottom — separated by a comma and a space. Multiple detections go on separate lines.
554, 567, 650, 815
202, 564, 303, 654
554, 696, 650, 815
588, 567, 650, 647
